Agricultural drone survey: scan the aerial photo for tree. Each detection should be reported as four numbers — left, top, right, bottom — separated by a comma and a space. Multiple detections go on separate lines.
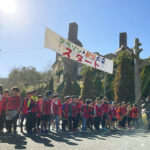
72, 80, 81, 96
47, 78, 54, 92
141, 66, 150, 98
93, 73, 103, 98
113, 51, 134, 103
63, 74, 73, 96
104, 73, 114, 100
56, 81, 65, 96
82, 68, 94, 99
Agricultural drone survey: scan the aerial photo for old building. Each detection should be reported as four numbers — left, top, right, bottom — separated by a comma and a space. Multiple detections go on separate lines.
52, 23, 150, 85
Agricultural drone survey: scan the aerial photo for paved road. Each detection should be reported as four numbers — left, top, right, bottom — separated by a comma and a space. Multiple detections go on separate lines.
0, 129, 150, 150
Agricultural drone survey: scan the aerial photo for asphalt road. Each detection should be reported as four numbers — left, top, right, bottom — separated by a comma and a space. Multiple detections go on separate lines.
0, 129, 150, 150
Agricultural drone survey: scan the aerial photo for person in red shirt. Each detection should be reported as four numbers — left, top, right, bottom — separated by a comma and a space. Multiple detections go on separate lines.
102, 97, 109, 129
81, 99, 90, 131
121, 101, 127, 128
20, 92, 31, 133
0, 89, 9, 133
62, 96, 70, 131
94, 97, 103, 130
127, 103, 132, 129
51, 93, 61, 133
41, 91, 52, 134
68, 95, 78, 131
112, 101, 118, 129
26, 90, 38, 134
108, 102, 113, 129
36, 95, 43, 133
131, 104, 139, 128
117, 101, 127, 128
87, 100, 94, 130
6, 87, 21, 134
76, 98, 82, 129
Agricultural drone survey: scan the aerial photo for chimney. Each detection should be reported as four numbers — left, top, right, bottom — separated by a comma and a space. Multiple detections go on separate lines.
68, 22, 78, 42
119, 32, 127, 48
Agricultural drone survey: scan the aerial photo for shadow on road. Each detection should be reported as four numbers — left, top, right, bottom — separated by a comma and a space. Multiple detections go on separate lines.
0, 129, 149, 149
0, 134, 27, 149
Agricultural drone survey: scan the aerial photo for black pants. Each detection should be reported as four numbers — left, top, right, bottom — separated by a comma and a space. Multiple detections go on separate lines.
68, 116, 77, 130
62, 118, 68, 130
121, 116, 127, 127
6, 115, 18, 133
146, 113, 150, 129
20, 114, 26, 130
0, 110, 6, 131
76, 114, 81, 128
87, 118, 94, 129
94, 116, 101, 130
36, 117, 41, 129
127, 116, 132, 127
26, 112, 36, 132
102, 115, 107, 128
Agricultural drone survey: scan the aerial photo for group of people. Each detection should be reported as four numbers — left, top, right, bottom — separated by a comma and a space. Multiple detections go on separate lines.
0, 84, 148, 135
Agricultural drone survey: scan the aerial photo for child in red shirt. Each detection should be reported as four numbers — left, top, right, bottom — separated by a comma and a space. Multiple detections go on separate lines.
6, 87, 21, 134
0, 89, 9, 133
131, 104, 139, 128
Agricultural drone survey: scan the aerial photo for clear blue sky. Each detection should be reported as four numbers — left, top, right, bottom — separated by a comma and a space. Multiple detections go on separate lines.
0, 0, 150, 78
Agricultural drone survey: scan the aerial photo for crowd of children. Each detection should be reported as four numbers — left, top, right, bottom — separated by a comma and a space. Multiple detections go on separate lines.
0, 85, 141, 135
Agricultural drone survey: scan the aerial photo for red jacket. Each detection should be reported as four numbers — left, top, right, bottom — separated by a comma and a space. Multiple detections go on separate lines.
7, 96, 20, 111
117, 107, 123, 120
43, 99, 51, 115
102, 103, 108, 114
76, 103, 81, 115
108, 107, 113, 119
70, 102, 78, 117
63, 103, 69, 118
36, 100, 43, 117
131, 108, 138, 119
112, 106, 117, 118
95, 104, 103, 117
58, 100, 62, 115
82, 105, 90, 119
1, 97, 8, 111
22, 98, 28, 115
88, 106, 94, 118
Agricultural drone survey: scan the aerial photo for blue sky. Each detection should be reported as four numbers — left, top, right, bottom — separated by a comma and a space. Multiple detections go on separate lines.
0, 0, 150, 78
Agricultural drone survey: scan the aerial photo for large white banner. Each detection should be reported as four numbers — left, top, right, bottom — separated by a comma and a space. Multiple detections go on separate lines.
44, 28, 113, 74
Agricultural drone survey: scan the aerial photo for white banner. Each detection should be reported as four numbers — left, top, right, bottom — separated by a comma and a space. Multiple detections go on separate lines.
44, 28, 113, 74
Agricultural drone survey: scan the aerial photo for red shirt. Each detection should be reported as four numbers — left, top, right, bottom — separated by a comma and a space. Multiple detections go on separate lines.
22, 98, 28, 115
1, 97, 8, 111
7, 96, 20, 111
131, 108, 138, 119
82, 105, 90, 119
76, 103, 81, 115
70, 102, 78, 117
102, 103, 108, 114
63, 102, 69, 118
43, 99, 51, 115
112, 106, 117, 118
36, 99, 43, 117
95, 104, 103, 117
88, 106, 94, 118
108, 107, 113, 119
117, 106, 123, 120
